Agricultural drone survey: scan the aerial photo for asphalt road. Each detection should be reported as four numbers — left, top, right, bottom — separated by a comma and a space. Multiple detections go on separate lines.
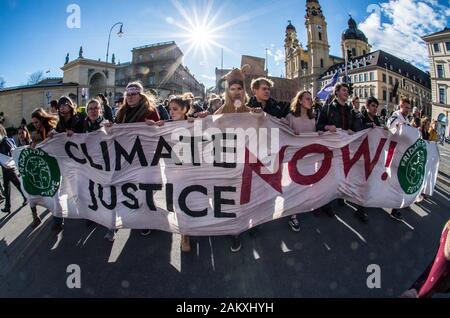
0, 144, 449, 298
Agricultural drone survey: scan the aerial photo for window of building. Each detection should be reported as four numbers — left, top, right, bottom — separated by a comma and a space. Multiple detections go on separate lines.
364, 88, 368, 98
359, 74, 363, 82
138, 55, 143, 61
369, 72, 374, 81
383, 90, 387, 101
446, 42, 450, 51
319, 32, 322, 41
433, 43, 440, 53
148, 73, 156, 85
364, 73, 368, 82
352, 48, 357, 57
389, 92, 393, 102
354, 75, 358, 83
439, 87, 446, 104
363, 50, 366, 55
389, 76, 393, 85
437, 64, 445, 78
382, 74, 386, 83
369, 87, 374, 97
321, 58, 324, 68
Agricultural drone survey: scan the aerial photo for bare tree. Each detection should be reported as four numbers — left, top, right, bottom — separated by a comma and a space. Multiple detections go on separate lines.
27, 71, 44, 85
0, 77, 5, 89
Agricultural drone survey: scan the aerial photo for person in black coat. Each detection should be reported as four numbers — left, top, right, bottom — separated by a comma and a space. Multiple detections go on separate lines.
247, 77, 290, 119
55, 96, 85, 134
316, 83, 353, 133
350, 96, 364, 132
349, 96, 383, 223
362, 97, 382, 128
96, 93, 114, 122
315, 83, 355, 217
0, 125, 27, 213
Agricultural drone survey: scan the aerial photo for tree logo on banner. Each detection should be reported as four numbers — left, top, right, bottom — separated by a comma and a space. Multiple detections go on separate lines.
397, 139, 427, 195
18, 148, 61, 197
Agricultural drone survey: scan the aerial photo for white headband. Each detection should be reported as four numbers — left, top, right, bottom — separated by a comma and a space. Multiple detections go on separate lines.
126, 86, 142, 94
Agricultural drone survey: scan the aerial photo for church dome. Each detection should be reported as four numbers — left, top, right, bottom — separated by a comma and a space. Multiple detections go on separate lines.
286, 20, 296, 32
342, 16, 368, 43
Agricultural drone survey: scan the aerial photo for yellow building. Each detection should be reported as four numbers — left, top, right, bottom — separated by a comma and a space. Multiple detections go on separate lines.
284, 0, 343, 95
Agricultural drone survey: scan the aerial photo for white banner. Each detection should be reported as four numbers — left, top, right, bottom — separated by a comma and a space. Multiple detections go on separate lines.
13, 113, 440, 235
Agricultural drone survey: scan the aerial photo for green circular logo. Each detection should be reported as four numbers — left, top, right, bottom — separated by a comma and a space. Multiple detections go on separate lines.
397, 139, 427, 195
18, 148, 61, 197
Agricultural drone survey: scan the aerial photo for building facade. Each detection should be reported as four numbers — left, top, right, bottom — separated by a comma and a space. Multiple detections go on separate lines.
214, 55, 298, 102
422, 27, 450, 134
115, 41, 205, 99
319, 50, 432, 115
285, 0, 431, 115
0, 42, 205, 127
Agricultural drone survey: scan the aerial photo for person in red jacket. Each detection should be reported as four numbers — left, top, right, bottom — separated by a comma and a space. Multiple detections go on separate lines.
402, 220, 450, 298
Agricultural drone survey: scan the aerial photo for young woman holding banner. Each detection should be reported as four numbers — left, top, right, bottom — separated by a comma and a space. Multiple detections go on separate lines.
146, 93, 196, 252
281, 90, 319, 232
116, 81, 160, 236
29, 108, 58, 228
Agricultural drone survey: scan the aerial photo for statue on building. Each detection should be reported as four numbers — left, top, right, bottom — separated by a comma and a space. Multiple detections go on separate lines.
65, 53, 69, 65
79, 46, 84, 59
112, 54, 116, 64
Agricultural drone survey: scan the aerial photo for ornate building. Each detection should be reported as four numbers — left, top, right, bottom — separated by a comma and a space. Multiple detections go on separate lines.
284, 0, 343, 95
285, 0, 431, 115
0, 42, 205, 127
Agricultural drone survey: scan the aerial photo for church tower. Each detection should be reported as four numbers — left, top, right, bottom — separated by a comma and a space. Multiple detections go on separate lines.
305, 0, 330, 94
284, 20, 300, 79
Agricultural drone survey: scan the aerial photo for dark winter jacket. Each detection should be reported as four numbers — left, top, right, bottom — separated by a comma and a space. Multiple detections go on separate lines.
56, 114, 85, 133
247, 96, 290, 119
316, 99, 352, 131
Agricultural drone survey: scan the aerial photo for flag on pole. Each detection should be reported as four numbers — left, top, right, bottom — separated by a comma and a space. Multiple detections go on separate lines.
317, 71, 340, 100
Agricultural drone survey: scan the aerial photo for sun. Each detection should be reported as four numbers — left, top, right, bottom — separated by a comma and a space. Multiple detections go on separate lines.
190, 26, 212, 47
166, 0, 231, 62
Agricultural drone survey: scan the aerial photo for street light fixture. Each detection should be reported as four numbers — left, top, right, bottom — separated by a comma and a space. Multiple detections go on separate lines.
106, 22, 124, 63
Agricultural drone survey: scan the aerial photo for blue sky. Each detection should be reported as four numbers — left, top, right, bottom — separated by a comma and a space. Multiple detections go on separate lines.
0, 0, 449, 89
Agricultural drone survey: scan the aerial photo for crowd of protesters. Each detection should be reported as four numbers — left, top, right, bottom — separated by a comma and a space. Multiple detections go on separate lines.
0, 64, 447, 298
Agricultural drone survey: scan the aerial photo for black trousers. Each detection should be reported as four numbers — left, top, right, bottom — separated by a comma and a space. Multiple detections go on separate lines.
2, 168, 26, 209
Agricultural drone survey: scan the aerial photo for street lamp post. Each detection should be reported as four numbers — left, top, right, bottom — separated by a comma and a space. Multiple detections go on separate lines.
106, 22, 124, 63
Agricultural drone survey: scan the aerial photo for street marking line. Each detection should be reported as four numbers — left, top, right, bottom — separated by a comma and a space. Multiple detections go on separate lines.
208, 236, 216, 271
335, 215, 367, 243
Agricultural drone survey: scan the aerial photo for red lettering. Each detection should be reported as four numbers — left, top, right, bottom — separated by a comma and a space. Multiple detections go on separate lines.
341, 137, 387, 180
240, 146, 287, 204
288, 144, 333, 185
